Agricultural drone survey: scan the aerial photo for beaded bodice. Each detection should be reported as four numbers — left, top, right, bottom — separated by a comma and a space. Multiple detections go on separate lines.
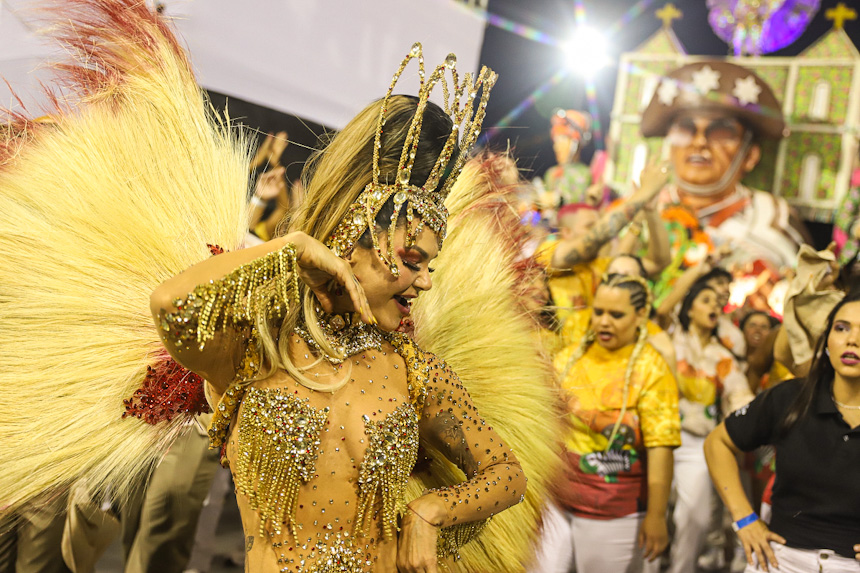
220, 336, 424, 572
159, 244, 527, 572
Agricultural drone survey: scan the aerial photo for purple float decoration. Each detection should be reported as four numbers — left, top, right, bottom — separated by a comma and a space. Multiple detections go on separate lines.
708, 0, 821, 56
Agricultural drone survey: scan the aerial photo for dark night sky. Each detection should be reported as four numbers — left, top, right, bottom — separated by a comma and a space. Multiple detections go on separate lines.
479, 0, 860, 180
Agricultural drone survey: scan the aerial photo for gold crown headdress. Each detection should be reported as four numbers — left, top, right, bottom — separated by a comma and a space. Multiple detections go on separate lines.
325, 42, 497, 276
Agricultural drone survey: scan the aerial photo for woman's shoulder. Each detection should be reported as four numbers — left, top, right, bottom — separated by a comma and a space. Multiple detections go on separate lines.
760, 377, 804, 400
730, 378, 803, 424
386, 332, 442, 368
638, 341, 664, 362
385, 332, 461, 408
637, 343, 673, 375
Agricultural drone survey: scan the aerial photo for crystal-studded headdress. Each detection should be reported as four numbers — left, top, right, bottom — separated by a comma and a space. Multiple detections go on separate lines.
325, 42, 497, 276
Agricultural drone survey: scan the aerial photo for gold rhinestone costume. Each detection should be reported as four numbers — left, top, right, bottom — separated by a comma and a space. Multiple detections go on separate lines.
1, 2, 559, 571
153, 37, 526, 568
160, 247, 526, 572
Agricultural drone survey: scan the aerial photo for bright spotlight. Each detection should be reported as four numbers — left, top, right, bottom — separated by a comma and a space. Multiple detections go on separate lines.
562, 26, 609, 77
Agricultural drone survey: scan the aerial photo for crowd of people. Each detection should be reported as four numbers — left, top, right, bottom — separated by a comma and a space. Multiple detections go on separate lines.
1, 2, 859, 573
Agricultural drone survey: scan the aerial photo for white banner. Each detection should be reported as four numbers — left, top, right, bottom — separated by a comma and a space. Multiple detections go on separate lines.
0, 0, 486, 129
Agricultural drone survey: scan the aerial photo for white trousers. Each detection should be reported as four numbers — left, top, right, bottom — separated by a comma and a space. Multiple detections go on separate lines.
745, 543, 860, 572
528, 503, 660, 573
668, 431, 713, 573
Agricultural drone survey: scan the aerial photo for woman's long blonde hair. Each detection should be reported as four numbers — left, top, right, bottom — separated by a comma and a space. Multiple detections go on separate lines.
255, 96, 455, 390
561, 274, 652, 448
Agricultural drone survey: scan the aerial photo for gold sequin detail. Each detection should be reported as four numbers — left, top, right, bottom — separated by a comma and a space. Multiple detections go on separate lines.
384, 332, 429, 414
274, 532, 373, 572
234, 389, 330, 539
354, 403, 420, 539
437, 520, 488, 559
294, 312, 384, 366
159, 243, 299, 350
208, 328, 263, 451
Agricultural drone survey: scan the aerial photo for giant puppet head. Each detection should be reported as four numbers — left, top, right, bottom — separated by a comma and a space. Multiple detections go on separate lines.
641, 61, 786, 198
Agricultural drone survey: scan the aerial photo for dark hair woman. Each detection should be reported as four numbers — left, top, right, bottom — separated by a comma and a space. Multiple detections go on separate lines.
667, 282, 754, 573
536, 274, 680, 573
705, 290, 860, 572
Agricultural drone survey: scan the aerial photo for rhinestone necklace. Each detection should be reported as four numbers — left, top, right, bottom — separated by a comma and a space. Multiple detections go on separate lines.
294, 310, 384, 365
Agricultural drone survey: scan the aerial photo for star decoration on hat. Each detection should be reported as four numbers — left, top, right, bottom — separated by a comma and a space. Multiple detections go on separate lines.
732, 75, 762, 106
691, 65, 721, 95
657, 79, 680, 106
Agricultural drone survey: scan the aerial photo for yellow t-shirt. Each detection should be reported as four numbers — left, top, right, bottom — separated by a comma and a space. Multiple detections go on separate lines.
553, 342, 680, 518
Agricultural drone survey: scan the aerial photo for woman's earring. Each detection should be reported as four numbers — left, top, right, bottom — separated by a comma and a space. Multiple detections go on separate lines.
825, 348, 830, 357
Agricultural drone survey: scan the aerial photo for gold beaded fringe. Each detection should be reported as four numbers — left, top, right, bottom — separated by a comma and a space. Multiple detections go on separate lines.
234, 388, 330, 540
160, 243, 300, 351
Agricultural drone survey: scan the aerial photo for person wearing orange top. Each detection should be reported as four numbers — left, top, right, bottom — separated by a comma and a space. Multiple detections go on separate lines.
536, 274, 680, 573
668, 281, 755, 573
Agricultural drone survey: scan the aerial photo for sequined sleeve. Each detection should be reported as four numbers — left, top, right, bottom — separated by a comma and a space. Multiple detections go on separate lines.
158, 243, 300, 352
417, 352, 527, 555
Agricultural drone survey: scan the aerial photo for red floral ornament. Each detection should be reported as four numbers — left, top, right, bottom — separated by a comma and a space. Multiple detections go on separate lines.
123, 354, 210, 424
123, 244, 227, 424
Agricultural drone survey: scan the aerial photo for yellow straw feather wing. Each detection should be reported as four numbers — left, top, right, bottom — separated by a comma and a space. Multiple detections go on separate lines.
410, 158, 561, 572
0, 0, 250, 512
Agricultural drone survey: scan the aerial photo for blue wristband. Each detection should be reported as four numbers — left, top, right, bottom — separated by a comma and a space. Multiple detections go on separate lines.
732, 512, 759, 532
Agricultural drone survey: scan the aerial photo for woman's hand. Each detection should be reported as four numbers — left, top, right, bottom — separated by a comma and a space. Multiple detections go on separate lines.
396, 506, 439, 572
285, 232, 376, 325
737, 520, 785, 572
638, 512, 668, 561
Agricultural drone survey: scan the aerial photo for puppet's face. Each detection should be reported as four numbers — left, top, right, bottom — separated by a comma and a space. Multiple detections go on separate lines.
667, 111, 751, 189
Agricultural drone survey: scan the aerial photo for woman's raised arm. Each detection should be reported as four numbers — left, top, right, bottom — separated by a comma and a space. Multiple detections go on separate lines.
151, 233, 374, 391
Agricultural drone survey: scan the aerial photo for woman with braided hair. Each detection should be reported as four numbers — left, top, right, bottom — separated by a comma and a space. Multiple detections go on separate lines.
545, 274, 680, 573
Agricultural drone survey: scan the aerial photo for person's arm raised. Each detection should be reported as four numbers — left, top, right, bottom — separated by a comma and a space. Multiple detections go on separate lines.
551, 163, 670, 269
653, 244, 729, 328
642, 203, 671, 276
150, 232, 374, 391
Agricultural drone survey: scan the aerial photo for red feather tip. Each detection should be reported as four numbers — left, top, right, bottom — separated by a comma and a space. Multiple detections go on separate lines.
2, 0, 192, 165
